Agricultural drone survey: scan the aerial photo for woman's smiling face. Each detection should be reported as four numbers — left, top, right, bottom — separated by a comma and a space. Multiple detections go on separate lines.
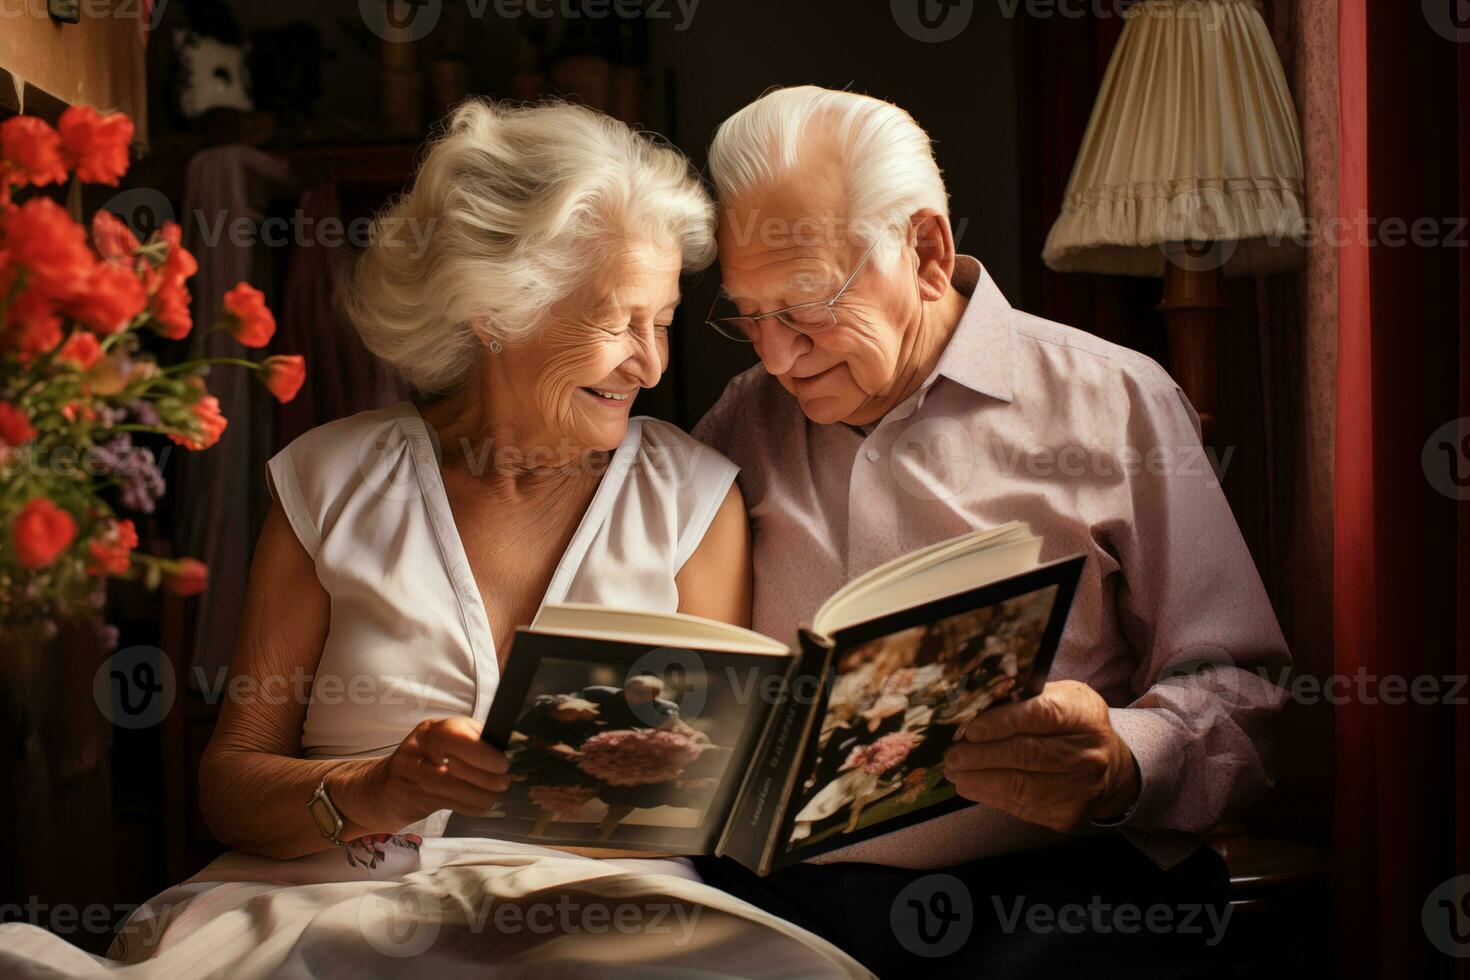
489, 240, 683, 456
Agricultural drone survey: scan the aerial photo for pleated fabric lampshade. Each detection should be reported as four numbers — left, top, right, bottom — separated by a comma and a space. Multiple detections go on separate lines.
1042, 0, 1306, 278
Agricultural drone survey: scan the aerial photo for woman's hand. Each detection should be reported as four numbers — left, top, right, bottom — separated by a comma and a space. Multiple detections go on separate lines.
340, 717, 511, 830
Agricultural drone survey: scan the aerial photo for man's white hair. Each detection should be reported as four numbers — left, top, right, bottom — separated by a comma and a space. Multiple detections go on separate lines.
346, 99, 716, 395
707, 86, 948, 268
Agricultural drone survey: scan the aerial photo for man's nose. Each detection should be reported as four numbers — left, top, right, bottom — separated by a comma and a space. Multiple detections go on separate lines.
754, 318, 813, 376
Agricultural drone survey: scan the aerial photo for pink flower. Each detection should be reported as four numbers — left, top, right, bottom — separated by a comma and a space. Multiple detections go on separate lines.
529, 784, 598, 817
843, 730, 922, 776
577, 728, 705, 786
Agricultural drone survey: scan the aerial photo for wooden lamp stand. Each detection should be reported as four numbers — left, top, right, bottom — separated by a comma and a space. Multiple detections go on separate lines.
1157, 241, 1227, 443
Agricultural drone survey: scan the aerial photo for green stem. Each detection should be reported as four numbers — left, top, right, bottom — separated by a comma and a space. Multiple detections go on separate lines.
159, 357, 261, 376
106, 424, 171, 435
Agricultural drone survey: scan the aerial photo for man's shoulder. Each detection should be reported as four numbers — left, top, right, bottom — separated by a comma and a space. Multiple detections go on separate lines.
692, 364, 799, 454
1010, 310, 1180, 397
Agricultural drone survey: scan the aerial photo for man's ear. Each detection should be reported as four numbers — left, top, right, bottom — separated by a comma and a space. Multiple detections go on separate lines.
909, 209, 956, 302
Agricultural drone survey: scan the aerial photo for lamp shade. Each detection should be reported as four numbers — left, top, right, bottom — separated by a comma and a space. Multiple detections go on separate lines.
1042, 0, 1306, 277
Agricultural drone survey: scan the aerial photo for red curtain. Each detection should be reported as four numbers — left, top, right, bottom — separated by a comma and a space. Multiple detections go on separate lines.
1334, 1, 1470, 977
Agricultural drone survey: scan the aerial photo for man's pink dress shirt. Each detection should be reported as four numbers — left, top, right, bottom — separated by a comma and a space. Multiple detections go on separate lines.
694, 256, 1290, 868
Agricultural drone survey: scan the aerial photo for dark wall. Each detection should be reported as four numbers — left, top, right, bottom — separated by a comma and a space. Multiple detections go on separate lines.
643, 4, 1023, 426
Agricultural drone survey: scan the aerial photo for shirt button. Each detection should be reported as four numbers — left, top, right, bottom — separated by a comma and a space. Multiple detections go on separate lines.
866, 448, 880, 462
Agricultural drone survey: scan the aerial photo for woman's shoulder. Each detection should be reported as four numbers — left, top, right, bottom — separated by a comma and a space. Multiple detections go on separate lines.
267, 402, 424, 557
626, 416, 737, 487
276, 401, 418, 460
615, 418, 739, 566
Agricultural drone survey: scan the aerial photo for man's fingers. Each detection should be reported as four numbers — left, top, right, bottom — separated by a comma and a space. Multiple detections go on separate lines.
944, 734, 1092, 774
962, 682, 1090, 742
947, 767, 1032, 809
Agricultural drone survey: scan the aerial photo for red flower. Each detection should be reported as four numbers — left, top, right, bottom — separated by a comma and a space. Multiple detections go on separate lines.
11, 498, 77, 569
143, 223, 196, 340
57, 330, 102, 370
2, 198, 96, 301
168, 395, 227, 451
221, 283, 276, 347
260, 354, 305, 403
4, 289, 63, 359
61, 400, 98, 423
157, 223, 197, 283
92, 211, 142, 266
148, 280, 192, 340
58, 106, 134, 186
165, 558, 209, 596
86, 518, 138, 576
0, 116, 67, 188
0, 401, 37, 447
68, 262, 148, 335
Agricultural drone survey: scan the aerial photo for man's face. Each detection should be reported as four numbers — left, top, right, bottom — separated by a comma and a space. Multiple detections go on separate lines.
715, 184, 919, 426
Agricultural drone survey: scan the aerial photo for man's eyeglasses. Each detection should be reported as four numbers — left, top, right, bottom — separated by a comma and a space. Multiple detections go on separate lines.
705, 237, 883, 343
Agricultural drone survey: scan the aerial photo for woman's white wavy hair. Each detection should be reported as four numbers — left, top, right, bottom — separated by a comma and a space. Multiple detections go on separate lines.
346, 99, 717, 395
707, 86, 948, 268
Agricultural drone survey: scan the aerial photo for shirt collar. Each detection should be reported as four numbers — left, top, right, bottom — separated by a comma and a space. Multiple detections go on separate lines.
929, 255, 1015, 403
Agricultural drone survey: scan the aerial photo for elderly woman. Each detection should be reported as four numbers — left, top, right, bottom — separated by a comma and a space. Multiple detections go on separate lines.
0, 102, 868, 980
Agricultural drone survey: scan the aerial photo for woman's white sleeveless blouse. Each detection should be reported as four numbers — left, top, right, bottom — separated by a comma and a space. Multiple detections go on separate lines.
265, 401, 738, 835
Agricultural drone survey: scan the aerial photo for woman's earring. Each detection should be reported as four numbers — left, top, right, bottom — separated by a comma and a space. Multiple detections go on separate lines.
488, 338, 503, 354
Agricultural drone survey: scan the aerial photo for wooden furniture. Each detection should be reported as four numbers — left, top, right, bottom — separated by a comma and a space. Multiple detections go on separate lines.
1210, 828, 1333, 976
0, 0, 148, 137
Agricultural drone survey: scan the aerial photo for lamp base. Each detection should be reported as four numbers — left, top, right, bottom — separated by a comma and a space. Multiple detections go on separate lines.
1156, 244, 1226, 441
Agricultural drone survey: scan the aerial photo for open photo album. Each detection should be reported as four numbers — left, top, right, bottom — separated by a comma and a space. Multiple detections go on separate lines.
445, 521, 1084, 874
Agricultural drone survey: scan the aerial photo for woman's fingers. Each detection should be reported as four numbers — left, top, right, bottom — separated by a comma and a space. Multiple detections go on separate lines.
420, 718, 510, 774
415, 772, 505, 812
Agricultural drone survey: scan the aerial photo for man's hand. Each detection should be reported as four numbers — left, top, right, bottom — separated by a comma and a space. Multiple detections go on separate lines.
943, 680, 1141, 833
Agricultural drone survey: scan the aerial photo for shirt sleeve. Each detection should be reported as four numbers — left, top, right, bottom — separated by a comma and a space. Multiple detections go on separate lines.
265, 442, 322, 559
1104, 365, 1291, 867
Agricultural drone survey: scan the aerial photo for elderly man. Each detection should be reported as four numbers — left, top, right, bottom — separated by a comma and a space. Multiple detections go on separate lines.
692, 86, 1289, 977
